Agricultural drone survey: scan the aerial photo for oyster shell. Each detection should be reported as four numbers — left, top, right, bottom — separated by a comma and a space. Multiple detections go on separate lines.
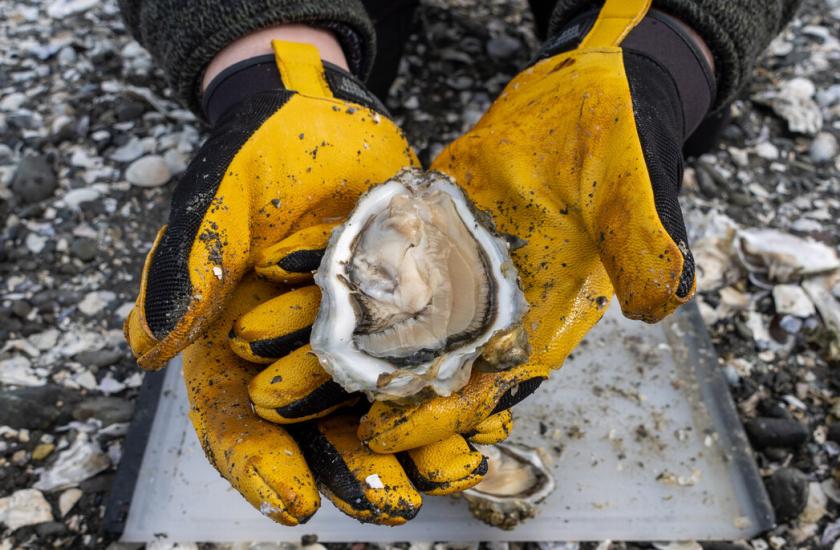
311, 168, 528, 401
464, 443, 555, 530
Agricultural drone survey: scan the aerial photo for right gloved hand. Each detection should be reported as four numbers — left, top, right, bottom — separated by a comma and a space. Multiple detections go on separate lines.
186, 275, 491, 526
125, 39, 418, 371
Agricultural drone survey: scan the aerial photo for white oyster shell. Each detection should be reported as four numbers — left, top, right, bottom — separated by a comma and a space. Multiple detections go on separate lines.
311, 168, 528, 401
463, 443, 555, 530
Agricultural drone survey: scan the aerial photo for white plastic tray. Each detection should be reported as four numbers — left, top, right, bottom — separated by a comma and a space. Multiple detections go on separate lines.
116, 301, 772, 542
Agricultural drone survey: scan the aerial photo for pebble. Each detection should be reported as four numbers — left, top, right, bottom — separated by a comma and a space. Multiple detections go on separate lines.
73, 397, 134, 425
70, 238, 98, 262
58, 488, 83, 517
12, 155, 56, 204
63, 187, 101, 209
125, 155, 171, 187
486, 35, 522, 60
47, 0, 98, 18
765, 467, 809, 522
109, 138, 145, 163
0, 489, 53, 530
773, 284, 816, 317
25, 232, 47, 254
32, 443, 55, 461
810, 132, 838, 164
754, 142, 779, 160
745, 417, 809, 448
0, 385, 78, 430
801, 481, 828, 522
78, 290, 116, 315
75, 348, 123, 368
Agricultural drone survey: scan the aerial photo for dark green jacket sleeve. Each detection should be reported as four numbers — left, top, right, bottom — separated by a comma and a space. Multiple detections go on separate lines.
118, 0, 375, 118
548, 0, 802, 110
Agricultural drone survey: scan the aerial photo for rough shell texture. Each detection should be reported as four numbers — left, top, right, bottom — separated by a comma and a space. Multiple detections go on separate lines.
463, 443, 555, 530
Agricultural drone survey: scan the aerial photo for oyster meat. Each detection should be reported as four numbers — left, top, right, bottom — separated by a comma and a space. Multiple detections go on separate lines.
463, 443, 555, 530
311, 168, 528, 401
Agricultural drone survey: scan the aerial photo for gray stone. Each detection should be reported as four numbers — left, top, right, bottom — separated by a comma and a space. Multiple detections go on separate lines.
70, 238, 97, 262
74, 348, 123, 368
486, 35, 522, 60
73, 396, 134, 425
765, 467, 809, 522
11, 155, 56, 204
745, 416, 808, 448
0, 385, 79, 430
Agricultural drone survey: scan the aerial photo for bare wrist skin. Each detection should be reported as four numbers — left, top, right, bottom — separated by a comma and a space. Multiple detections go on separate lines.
202, 24, 349, 92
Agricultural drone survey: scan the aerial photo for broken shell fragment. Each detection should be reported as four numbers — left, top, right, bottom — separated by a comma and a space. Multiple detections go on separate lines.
463, 443, 555, 530
311, 168, 529, 401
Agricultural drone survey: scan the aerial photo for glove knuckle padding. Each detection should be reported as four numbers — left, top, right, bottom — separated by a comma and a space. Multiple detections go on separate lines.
249, 345, 352, 424
398, 435, 488, 495
291, 415, 422, 525
254, 222, 336, 283
229, 285, 320, 363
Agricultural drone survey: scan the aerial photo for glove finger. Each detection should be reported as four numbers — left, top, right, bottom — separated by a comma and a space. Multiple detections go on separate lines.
397, 434, 488, 496
360, 370, 545, 453
291, 414, 422, 525
183, 275, 319, 525
249, 345, 356, 424
229, 285, 320, 364
254, 223, 337, 284
466, 410, 513, 445
596, 56, 695, 323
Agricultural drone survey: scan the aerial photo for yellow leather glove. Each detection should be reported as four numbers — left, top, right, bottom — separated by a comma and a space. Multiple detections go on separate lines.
125, 40, 417, 371
204, 277, 494, 524
359, 0, 704, 453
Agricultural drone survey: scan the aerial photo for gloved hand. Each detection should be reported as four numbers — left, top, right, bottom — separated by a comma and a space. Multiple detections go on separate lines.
125, 39, 418, 371
359, 0, 714, 453
193, 275, 490, 526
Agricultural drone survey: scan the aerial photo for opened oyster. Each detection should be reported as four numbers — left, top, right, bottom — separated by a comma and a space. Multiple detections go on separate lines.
464, 443, 555, 530
311, 168, 528, 401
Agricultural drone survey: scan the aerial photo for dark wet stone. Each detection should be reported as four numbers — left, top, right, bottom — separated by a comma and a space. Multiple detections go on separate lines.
826, 422, 840, 444
35, 522, 68, 537
0, 386, 80, 430
11, 155, 56, 204
745, 416, 808, 448
73, 397, 134, 425
80, 473, 114, 493
70, 238, 97, 262
764, 467, 809, 522
74, 349, 123, 369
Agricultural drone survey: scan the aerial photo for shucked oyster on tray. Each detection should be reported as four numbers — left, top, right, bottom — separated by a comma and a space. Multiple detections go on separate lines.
311, 168, 530, 401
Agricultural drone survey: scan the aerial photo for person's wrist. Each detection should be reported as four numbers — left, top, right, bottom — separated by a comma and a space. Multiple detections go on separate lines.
202, 24, 348, 92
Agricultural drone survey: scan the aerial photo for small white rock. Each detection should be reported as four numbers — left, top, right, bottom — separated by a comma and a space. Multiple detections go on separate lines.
25, 232, 46, 254
810, 132, 838, 164
63, 187, 101, 209
754, 142, 779, 160
773, 284, 816, 317
58, 488, 82, 517
78, 290, 116, 315
0, 489, 53, 531
126, 155, 171, 187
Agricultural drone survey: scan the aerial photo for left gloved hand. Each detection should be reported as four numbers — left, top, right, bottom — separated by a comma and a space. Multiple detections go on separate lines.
359, 0, 715, 453
186, 274, 492, 526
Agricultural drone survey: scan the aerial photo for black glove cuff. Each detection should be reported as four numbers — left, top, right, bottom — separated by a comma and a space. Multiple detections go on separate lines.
535, 9, 716, 140
202, 55, 388, 126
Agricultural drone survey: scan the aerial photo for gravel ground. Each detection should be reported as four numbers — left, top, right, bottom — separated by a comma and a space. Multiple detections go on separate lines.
0, 0, 838, 548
